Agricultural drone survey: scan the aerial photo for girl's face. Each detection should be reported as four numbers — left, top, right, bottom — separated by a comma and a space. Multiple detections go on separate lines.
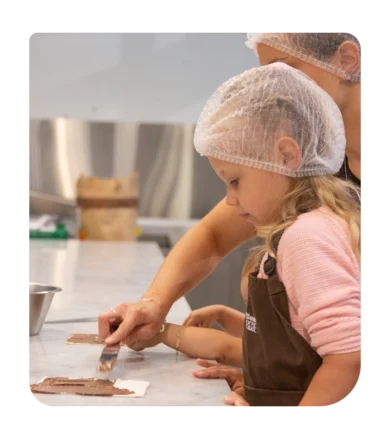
208, 157, 292, 227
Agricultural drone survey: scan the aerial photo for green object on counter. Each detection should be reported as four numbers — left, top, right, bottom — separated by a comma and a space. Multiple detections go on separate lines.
30, 224, 69, 240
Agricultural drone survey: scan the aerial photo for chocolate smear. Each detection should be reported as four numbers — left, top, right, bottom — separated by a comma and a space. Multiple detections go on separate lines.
30, 377, 134, 397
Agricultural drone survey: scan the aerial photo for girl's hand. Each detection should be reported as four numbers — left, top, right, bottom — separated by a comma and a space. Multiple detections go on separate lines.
193, 359, 244, 391
224, 391, 249, 406
183, 305, 222, 328
193, 359, 247, 405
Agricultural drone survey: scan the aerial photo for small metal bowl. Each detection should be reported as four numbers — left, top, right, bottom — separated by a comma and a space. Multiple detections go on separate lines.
29, 283, 61, 336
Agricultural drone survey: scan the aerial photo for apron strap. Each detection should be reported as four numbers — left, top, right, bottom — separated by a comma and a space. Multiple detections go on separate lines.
263, 231, 285, 276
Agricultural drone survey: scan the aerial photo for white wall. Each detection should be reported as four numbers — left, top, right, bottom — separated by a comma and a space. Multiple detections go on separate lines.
30, 33, 258, 124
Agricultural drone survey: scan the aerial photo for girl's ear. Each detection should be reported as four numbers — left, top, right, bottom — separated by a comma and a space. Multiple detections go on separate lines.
276, 137, 302, 170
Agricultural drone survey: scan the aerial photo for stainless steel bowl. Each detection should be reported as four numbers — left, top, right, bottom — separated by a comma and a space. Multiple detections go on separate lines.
29, 283, 61, 336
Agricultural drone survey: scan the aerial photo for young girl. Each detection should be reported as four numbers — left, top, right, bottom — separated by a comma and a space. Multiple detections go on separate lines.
132, 63, 360, 406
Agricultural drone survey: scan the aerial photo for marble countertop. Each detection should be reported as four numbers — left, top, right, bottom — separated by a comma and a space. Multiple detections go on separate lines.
29, 240, 229, 405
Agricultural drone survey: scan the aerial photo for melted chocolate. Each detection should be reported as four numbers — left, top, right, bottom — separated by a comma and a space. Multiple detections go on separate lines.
30, 377, 134, 397
66, 333, 126, 346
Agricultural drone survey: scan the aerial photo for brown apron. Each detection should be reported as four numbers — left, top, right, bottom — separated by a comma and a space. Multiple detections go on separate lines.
242, 237, 322, 406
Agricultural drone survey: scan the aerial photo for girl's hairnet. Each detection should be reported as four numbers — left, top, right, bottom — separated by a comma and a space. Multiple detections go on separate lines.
194, 63, 345, 178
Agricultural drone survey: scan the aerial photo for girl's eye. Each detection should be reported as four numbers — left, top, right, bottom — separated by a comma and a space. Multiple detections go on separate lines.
230, 179, 239, 188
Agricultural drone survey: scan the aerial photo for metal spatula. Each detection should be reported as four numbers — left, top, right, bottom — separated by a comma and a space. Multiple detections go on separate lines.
96, 323, 120, 374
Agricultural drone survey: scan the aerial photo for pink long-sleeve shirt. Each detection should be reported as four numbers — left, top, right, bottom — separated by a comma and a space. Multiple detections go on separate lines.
258, 208, 360, 357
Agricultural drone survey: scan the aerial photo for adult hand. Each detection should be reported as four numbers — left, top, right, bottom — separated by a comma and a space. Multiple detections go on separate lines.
98, 299, 166, 346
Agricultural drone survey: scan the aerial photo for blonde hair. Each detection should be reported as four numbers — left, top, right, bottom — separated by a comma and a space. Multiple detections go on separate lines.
252, 175, 360, 266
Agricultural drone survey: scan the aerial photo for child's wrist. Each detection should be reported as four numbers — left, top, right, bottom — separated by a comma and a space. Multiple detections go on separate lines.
156, 329, 165, 344
216, 305, 226, 320
159, 322, 173, 343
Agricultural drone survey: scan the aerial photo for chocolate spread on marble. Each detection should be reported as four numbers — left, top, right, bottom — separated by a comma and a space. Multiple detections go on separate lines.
30, 377, 134, 397
66, 334, 126, 346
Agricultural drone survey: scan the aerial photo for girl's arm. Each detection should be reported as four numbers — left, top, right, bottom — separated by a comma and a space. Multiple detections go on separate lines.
183, 305, 245, 337
132, 323, 242, 368
216, 306, 245, 337
162, 324, 242, 367
299, 351, 360, 406
277, 217, 361, 406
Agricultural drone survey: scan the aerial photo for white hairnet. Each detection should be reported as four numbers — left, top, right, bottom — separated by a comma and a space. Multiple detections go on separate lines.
194, 63, 345, 177
246, 33, 361, 82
